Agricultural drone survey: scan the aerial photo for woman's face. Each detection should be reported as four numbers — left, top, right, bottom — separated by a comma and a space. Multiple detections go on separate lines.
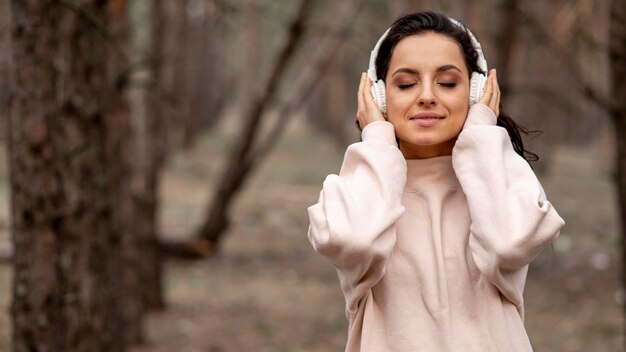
384, 32, 471, 159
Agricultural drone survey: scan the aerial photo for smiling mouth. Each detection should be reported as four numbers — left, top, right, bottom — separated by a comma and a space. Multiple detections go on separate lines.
411, 116, 442, 120
409, 113, 443, 120
409, 114, 444, 127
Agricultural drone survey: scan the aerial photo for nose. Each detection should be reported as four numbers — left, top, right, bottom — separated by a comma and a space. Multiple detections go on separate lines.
417, 84, 437, 106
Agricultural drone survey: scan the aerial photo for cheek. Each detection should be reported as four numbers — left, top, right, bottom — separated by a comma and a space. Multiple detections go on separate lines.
385, 90, 413, 122
444, 89, 470, 119
449, 103, 469, 133
450, 96, 469, 114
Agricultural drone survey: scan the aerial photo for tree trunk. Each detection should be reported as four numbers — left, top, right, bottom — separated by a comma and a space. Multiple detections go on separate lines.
466, 0, 482, 39
182, 0, 213, 149
493, 0, 519, 96
241, 0, 261, 108
139, 0, 167, 310
124, 0, 167, 342
0, 0, 9, 142
164, 0, 363, 257
191, 0, 314, 253
9, 1, 133, 350
165, 0, 190, 149
609, 0, 626, 342
309, 60, 351, 148
196, 2, 231, 132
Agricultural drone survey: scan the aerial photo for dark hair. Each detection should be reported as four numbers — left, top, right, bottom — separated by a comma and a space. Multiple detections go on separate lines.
372, 11, 538, 162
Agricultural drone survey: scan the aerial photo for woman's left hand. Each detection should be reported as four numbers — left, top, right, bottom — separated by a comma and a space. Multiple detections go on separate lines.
478, 69, 500, 117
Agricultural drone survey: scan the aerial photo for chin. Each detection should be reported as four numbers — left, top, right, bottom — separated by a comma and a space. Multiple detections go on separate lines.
404, 132, 449, 146
398, 133, 458, 151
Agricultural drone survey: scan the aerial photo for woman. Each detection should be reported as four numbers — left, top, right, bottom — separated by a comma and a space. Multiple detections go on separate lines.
307, 11, 564, 352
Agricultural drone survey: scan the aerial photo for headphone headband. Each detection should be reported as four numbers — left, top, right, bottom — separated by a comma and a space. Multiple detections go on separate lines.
447, 18, 488, 73
367, 28, 391, 83
367, 17, 488, 83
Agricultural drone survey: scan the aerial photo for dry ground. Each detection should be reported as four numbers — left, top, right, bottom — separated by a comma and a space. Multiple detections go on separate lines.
0, 116, 623, 351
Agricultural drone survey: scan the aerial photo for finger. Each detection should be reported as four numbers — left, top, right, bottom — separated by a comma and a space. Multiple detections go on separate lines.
360, 78, 372, 127
357, 73, 365, 110
489, 70, 500, 115
478, 70, 493, 106
363, 76, 377, 110
357, 73, 366, 126
485, 70, 497, 112
359, 75, 387, 126
493, 71, 501, 116
487, 70, 498, 112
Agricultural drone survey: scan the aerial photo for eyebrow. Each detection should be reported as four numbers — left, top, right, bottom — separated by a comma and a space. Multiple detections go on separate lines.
391, 64, 463, 77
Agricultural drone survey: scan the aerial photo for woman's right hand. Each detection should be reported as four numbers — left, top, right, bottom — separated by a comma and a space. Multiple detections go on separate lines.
356, 72, 386, 129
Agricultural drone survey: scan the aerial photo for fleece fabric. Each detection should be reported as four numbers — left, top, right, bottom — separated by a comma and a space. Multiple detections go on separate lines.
307, 103, 565, 352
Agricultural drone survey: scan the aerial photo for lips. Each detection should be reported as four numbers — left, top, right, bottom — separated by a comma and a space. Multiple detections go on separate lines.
409, 112, 444, 127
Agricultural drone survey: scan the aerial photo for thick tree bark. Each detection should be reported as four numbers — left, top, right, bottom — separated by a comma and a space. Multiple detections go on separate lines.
609, 0, 626, 340
9, 1, 133, 350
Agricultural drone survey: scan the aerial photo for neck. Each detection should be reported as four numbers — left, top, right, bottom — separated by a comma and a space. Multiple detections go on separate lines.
399, 138, 457, 159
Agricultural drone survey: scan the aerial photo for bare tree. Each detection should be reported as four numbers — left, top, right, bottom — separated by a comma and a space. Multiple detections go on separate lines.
136, 0, 169, 312
186, 0, 316, 255
164, 0, 363, 256
609, 0, 626, 338
156, 0, 190, 150
123, 0, 169, 342
9, 1, 135, 350
492, 0, 520, 95
0, 0, 9, 142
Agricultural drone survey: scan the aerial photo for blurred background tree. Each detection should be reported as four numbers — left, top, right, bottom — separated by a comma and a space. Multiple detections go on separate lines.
9, 0, 136, 350
0, 0, 623, 351
610, 0, 626, 338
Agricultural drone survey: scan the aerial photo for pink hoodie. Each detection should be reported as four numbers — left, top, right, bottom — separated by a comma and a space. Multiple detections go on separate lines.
307, 104, 564, 352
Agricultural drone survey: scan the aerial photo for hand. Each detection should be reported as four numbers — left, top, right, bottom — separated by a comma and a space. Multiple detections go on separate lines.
356, 72, 385, 129
478, 69, 500, 117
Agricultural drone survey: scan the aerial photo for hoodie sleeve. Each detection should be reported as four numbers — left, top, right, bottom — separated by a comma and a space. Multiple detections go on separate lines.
452, 103, 565, 311
307, 120, 407, 317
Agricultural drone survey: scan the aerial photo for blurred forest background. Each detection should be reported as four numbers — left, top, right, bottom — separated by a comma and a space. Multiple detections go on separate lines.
0, 0, 625, 351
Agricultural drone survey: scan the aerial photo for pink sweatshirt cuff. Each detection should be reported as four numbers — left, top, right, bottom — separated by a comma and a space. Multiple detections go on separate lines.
361, 121, 397, 146
464, 103, 497, 127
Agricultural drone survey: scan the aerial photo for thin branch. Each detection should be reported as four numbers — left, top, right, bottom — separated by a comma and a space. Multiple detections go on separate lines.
238, 0, 314, 154
193, 0, 316, 246
517, 8, 617, 113
248, 0, 365, 166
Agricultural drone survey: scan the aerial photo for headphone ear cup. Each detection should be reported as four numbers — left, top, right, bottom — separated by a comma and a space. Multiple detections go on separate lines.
469, 72, 487, 106
370, 80, 387, 113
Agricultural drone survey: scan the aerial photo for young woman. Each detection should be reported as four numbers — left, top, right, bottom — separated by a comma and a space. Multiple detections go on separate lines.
307, 11, 564, 352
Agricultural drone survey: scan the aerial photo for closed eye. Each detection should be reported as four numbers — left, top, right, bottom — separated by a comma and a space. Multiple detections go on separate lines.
438, 82, 457, 88
398, 83, 416, 90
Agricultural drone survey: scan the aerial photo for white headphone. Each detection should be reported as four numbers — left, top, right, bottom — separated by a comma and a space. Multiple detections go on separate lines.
367, 17, 488, 113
